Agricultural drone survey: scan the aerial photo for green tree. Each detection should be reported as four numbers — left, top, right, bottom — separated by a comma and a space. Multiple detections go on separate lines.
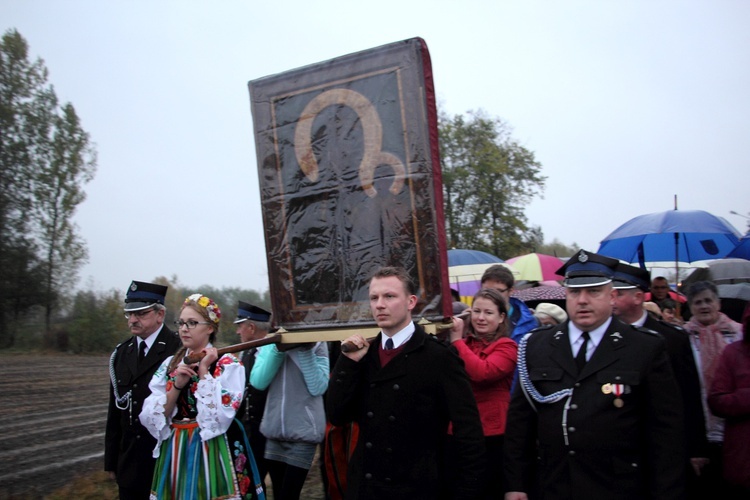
536, 238, 579, 259
0, 29, 96, 345
33, 102, 97, 335
439, 110, 546, 258
0, 29, 50, 346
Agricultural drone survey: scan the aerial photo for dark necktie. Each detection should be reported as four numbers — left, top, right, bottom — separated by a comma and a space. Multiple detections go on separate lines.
575, 332, 590, 373
138, 341, 146, 365
385, 338, 394, 350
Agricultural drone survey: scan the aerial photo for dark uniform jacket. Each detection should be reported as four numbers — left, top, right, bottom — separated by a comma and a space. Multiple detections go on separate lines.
642, 315, 708, 458
236, 348, 269, 478
504, 318, 685, 500
104, 326, 180, 497
326, 324, 485, 500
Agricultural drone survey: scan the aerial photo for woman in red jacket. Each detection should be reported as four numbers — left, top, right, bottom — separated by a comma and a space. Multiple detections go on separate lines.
449, 288, 518, 499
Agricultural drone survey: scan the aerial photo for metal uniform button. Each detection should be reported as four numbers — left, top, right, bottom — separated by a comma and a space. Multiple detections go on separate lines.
388, 415, 396, 422
574, 383, 581, 388
367, 411, 374, 418
365, 442, 373, 449
570, 404, 578, 410
615, 376, 622, 381
393, 384, 400, 390
133, 383, 138, 388
365, 473, 372, 480
386, 448, 392, 453
569, 450, 575, 456
385, 477, 391, 483
568, 427, 576, 432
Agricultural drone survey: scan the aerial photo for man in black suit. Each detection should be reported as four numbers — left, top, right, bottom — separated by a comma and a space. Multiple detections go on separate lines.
234, 300, 272, 490
504, 250, 685, 500
327, 266, 485, 500
611, 263, 709, 490
105, 280, 181, 500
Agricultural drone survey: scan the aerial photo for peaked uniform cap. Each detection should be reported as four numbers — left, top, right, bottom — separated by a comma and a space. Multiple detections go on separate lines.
556, 250, 620, 288
124, 280, 168, 312
234, 300, 272, 324
612, 263, 651, 291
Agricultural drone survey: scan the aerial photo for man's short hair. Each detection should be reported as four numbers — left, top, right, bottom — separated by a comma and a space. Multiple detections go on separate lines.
660, 298, 677, 310
652, 276, 668, 284
481, 264, 515, 288
686, 281, 719, 304
370, 266, 417, 295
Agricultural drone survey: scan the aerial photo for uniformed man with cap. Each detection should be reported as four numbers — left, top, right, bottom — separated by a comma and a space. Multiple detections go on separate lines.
611, 262, 708, 493
504, 250, 685, 500
234, 300, 273, 489
105, 280, 180, 500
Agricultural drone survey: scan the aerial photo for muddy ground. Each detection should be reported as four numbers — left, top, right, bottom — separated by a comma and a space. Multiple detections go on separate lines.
0, 353, 326, 499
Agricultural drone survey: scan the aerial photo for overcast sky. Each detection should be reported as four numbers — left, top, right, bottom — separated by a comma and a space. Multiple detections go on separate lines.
3, 0, 749, 294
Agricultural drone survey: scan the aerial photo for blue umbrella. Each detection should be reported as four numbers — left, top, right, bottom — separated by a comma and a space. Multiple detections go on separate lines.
447, 249, 515, 303
447, 249, 503, 266
598, 209, 742, 277
727, 234, 750, 260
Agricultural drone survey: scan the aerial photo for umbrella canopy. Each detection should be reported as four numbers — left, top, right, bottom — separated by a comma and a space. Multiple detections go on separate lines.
447, 249, 504, 266
726, 234, 750, 260
447, 249, 517, 302
717, 283, 750, 301
598, 210, 742, 271
506, 253, 565, 282
511, 285, 567, 311
511, 285, 567, 302
682, 258, 750, 287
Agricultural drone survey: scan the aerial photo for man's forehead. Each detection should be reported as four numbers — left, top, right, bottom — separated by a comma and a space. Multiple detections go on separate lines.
370, 276, 406, 292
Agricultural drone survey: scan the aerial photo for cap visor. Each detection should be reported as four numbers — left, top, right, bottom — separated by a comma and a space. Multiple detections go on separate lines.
564, 276, 613, 288
233, 317, 249, 324
123, 302, 156, 312
612, 280, 638, 290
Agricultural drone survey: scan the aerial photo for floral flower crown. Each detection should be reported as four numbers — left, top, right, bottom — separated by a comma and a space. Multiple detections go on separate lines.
185, 293, 222, 324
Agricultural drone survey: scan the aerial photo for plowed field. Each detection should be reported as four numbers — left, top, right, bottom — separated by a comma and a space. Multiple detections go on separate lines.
0, 353, 325, 499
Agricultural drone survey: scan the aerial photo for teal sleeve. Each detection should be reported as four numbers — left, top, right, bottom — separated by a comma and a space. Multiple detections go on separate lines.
295, 343, 330, 397
249, 344, 285, 390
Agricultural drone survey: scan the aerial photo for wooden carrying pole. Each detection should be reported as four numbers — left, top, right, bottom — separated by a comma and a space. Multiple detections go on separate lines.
183, 317, 457, 364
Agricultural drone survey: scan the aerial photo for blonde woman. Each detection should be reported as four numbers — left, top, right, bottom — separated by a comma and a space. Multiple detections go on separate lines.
140, 294, 264, 499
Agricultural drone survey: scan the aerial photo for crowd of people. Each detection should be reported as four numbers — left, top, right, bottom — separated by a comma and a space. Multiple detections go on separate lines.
104, 250, 750, 499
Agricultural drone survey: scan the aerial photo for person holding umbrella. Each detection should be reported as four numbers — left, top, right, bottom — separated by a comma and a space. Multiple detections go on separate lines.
611, 263, 708, 495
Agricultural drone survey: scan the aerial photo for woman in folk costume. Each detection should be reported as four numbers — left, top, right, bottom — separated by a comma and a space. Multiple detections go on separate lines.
140, 293, 265, 500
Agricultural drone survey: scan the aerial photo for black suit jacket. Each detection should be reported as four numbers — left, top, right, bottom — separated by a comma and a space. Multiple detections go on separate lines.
326, 323, 485, 500
643, 315, 708, 458
104, 325, 180, 496
504, 318, 685, 500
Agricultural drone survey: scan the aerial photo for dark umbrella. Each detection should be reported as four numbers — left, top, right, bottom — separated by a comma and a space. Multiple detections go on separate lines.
598, 209, 742, 280
511, 285, 567, 311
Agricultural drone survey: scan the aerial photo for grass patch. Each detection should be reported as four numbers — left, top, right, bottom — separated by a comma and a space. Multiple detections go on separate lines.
45, 471, 118, 500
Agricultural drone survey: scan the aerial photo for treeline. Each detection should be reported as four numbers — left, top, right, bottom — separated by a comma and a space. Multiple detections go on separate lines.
1, 29, 96, 348
17, 275, 271, 354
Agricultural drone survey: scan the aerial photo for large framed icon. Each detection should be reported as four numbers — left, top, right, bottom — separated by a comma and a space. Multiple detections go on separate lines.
248, 38, 450, 330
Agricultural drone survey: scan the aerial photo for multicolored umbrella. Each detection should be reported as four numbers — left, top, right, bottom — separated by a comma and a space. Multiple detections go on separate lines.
506, 253, 565, 282
447, 249, 517, 302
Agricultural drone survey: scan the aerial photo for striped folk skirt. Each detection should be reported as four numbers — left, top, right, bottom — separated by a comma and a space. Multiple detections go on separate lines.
150, 420, 264, 500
